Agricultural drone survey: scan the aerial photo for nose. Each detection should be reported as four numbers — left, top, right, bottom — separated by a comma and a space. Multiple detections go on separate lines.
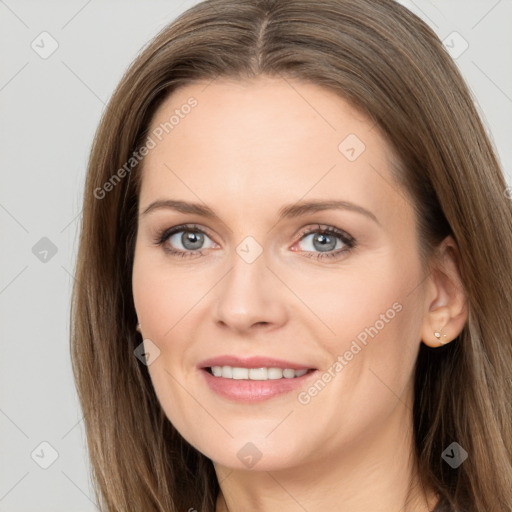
213, 247, 288, 334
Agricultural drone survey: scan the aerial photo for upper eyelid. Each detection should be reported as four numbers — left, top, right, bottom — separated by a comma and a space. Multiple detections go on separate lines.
297, 224, 353, 240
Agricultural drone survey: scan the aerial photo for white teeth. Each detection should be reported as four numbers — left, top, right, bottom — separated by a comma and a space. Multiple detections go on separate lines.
209, 366, 310, 380
267, 367, 284, 380
232, 367, 249, 380
222, 365, 232, 378
248, 368, 267, 380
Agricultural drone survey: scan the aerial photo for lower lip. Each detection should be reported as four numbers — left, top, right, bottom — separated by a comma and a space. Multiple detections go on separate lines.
200, 368, 318, 402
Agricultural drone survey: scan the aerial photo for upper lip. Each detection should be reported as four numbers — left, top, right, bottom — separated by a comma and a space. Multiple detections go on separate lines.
198, 355, 316, 371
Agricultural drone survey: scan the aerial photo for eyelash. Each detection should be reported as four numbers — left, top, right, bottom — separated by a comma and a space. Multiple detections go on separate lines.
154, 223, 356, 261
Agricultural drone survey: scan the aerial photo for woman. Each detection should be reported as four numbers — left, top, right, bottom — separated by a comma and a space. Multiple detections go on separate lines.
70, 0, 512, 510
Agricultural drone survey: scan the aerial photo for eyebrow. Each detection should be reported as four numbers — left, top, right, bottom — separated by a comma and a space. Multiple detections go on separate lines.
140, 199, 379, 224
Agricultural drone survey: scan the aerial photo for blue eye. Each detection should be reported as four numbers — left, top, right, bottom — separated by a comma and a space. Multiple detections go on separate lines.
295, 224, 355, 260
155, 224, 215, 258
154, 223, 356, 260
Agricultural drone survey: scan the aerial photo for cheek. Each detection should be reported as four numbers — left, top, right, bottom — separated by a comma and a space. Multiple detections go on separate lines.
132, 251, 205, 340
131, 252, 207, 443
295, 246, 425, 410
287, 256, 425, 450
286, 247, 423, 353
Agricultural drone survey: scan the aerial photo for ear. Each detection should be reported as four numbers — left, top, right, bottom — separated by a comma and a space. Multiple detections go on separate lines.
421, 235, 468, 347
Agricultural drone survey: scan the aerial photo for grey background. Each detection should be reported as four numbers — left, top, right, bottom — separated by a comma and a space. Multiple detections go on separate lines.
0, 1, 511, 510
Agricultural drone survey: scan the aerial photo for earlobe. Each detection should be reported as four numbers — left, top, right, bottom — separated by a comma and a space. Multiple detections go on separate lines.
421, 305, 453, 347
433, 327, 449, 344
420, 236, 468, 348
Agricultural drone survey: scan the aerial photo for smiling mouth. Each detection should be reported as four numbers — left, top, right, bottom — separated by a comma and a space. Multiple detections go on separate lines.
205, 366, 316, 380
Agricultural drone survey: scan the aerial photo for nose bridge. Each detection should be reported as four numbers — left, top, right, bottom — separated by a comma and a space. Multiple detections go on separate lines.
213, 235, 286, 331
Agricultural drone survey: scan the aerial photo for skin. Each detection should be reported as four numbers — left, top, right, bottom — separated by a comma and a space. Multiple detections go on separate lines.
132, 77, 467, 512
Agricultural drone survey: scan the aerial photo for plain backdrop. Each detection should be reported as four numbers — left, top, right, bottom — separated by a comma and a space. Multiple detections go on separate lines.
1, 1, 511, 510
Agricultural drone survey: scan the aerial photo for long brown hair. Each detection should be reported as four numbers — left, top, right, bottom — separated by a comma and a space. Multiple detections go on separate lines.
70, 0, 512, 510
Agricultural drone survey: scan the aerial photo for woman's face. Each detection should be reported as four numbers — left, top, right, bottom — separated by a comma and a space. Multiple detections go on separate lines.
132, 77, 430, 471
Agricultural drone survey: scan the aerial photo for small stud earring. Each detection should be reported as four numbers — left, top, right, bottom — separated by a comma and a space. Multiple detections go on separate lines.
434, 328, 447, 345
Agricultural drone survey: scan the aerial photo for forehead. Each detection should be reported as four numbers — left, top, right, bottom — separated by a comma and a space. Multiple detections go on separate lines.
139, 77, 403, 223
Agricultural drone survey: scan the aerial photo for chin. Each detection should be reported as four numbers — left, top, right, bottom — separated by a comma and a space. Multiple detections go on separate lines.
194, 434, 310, 473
